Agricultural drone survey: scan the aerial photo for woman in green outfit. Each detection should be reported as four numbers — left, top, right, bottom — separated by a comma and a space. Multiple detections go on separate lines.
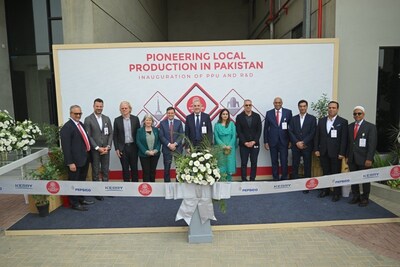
214, 109, 237, 181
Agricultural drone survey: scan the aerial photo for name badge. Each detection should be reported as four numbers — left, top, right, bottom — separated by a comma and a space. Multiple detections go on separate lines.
359, 138, 366, 147
330, 129, 337, 138
104, 127, 109, 135
202, 126, 207, 134
281, 122, 287, 130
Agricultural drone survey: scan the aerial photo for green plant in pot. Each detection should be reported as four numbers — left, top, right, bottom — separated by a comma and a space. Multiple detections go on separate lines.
311, 93, 330, 119
41, 123, 67, 179
29, 161, 60, 216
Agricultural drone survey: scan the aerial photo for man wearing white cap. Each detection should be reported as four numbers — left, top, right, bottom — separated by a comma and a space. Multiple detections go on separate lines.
347, 106, 377, 207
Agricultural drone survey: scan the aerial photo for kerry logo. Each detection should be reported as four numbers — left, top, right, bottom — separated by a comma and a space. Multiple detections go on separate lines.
138, 183, 152, 196
305, 178, 319, 189
390, 166, 400, 179
46, 181, 60, 194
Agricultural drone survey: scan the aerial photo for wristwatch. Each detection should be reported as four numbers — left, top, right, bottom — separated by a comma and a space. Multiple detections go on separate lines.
95, 146, 99, 150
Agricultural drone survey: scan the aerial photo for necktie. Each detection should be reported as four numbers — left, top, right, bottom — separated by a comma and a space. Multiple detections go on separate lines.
195, 114, 200, 140
77, 123, 91, 151
276, 110, 280, 125
353, 122, 359, 140
169, 121, 173, 143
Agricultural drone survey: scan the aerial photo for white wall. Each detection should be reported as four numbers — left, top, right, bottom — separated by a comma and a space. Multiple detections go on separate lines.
335, 0, 400, 123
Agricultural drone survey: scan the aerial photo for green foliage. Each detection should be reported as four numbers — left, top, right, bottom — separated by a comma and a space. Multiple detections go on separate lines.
311, 93, 330, 119
41, 123, 61, 148
29, 161, 60, 205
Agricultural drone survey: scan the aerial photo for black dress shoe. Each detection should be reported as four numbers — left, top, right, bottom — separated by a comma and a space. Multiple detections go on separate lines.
332, 195, 340, 202
80, 200, 94, 205
358, 199, 369, 207
318, 191, 329, 198
348, 197, 360, 204
95, 196, 104, 201
71, 205, 88, 211
303, 190, 309, 194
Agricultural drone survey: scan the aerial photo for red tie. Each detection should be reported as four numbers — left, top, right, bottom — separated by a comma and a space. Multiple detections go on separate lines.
77, 123, 90, 151
169, 121, 173, 143
353, 123, 359, 140
276, 110, 280, 125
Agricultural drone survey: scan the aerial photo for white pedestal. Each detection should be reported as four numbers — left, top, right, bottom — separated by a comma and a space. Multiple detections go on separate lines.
342, 185, 351, 197
188, 207, 212, 243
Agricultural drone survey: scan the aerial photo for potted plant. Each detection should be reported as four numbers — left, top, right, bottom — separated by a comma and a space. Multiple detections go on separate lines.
310, 94, 330, 177
29, 161, 60, 217
41, 123, 67, 179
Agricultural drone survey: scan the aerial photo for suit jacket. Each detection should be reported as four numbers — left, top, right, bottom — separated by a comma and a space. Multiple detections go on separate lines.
347, 120, 377, 166
236, 111, 262, 147
185, 112, 213, 146
60, 119, 89, 167
84, 113, 113, 150
314, 115, 348, 158
263, 108, 292, 147
288, 113, 317, 151
113, 115, 140, 151
136, 126, 161, 158
159, 118, 184, 154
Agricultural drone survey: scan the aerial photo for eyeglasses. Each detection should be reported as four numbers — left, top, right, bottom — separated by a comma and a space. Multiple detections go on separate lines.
73, 112, 82, 116
244, 104, 252, 107
353, 112, 363, 116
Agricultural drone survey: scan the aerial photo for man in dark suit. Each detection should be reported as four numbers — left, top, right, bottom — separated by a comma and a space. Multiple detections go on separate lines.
264, 97, 292, 181
60, 105, 94, 211
84, 98, 113, 200
113, 101, 140, 182
314, 101, 348, 202
347, 106, 377, 207
288, 100, 316, 188
159, 107, 184, 182
185, 98, 212, 148
236, 99, 262, 181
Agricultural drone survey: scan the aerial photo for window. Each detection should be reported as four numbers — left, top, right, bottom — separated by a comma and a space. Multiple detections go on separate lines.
376, 47, 400, 152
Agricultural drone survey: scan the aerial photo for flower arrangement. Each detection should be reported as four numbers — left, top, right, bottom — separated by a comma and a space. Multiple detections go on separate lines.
176, 149, 221, 185
13, 120, 42, 151
0, 110, 41, 154
0, 110, 17, 153
175, 136, 222, 185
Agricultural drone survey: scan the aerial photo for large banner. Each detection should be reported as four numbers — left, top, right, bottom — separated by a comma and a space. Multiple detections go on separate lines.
53, 39, 338, 177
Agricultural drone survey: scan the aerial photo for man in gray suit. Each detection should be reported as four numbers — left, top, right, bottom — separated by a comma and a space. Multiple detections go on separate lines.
347, 106, 377, 207
84, 98, 113, 200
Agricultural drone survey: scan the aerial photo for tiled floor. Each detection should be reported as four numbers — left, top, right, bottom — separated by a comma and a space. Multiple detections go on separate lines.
0, 192, 399, 266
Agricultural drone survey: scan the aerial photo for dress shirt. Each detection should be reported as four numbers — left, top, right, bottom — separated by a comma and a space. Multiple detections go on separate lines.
326, 115, 337, 133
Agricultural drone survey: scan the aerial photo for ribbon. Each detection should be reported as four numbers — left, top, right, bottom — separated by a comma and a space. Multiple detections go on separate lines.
166, 183, 231, 225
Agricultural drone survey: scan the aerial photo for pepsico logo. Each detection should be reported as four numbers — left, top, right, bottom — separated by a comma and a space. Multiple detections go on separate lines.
138, 183, 152, 196
390, 166, 400, 179
46, 181, 60, 194
305, 178, 319, 189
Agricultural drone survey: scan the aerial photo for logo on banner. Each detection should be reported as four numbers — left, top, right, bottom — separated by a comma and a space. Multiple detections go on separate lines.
239, 187, 258, 193
105, 186, 124, 191
274, 184, 291, 189
15, 183, 33, 190
334, 179, 350, 185
363, 172, 379, 179
46, 181, 60, 194
305, 178, 319, 189
73, 187, 92, 192
390, 166, 400, 179
138, 183, 152, 196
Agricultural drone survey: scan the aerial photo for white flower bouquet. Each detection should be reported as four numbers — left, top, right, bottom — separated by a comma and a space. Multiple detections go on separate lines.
0, 110, 16, 153
176, 149, 221, 185
14, 120, 42, 151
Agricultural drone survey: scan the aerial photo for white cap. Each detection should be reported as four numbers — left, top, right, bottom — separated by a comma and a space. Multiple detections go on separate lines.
353, 106, 365, 113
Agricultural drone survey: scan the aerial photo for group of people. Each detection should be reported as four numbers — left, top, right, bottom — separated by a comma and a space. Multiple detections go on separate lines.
60, 97, 377, 211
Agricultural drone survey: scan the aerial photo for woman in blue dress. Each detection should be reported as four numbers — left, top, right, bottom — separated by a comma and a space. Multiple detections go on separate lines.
214, 109, 236, 181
